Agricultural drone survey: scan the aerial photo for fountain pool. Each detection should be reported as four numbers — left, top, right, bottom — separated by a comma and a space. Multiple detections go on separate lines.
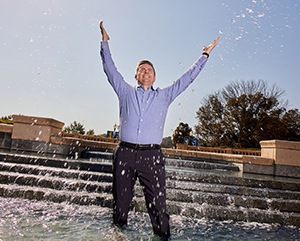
0, 197, 299, 241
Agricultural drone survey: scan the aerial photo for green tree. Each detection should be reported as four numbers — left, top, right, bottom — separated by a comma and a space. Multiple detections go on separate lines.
172, 122, 193, 148
161, 136, 172, 148
86, 129, 95, 136
195, 93, 225, 147
282, 108, 300, 141
0, 115, 13, 125
195, 80, 291, 148
63, 121, 85, 135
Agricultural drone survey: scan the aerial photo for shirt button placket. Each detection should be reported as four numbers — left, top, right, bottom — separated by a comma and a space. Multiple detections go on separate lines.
137, 91, 145, 142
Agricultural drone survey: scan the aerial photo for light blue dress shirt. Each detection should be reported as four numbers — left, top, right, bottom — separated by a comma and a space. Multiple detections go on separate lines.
100, 41, 207, 145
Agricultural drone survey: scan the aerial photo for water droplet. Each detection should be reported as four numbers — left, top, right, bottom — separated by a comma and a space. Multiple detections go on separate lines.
246, 8, 254, 14
121, 170, 125, 175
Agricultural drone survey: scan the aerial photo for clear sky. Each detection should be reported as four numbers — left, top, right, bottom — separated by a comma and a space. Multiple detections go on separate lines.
1, 0, 299, 137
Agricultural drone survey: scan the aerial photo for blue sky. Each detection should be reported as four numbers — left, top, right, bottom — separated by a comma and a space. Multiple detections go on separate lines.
1, 0, 299, 137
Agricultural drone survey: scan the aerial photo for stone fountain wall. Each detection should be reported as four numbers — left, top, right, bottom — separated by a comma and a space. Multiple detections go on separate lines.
0, 152, 299, 226
0, 114, 300, 178
0, 115, 300, 226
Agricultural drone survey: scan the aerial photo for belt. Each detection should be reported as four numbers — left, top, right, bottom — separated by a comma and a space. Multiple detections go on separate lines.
119, 141, 161, 151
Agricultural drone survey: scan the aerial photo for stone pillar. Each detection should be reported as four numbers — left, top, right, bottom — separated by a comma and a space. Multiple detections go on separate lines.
11, 115, 64, 155
260, 140, 300, 178
12, 115, 64, 142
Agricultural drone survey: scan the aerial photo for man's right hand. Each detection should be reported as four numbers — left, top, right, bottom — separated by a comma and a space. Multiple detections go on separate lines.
100, 21, 110, 42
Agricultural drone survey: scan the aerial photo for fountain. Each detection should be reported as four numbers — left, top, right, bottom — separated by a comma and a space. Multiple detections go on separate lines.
0, 115, 300, 239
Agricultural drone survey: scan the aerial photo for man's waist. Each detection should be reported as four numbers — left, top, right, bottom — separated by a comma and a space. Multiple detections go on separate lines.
119, 141, 161, 151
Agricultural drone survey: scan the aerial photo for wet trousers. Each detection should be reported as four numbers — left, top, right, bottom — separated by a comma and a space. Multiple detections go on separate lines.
112, 145, 170, 239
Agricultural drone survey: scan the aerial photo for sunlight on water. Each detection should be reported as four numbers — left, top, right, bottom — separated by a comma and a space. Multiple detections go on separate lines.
0, 197, 299, 240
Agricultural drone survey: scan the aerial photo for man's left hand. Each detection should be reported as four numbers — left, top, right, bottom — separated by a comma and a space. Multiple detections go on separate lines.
203, 37, 219, 54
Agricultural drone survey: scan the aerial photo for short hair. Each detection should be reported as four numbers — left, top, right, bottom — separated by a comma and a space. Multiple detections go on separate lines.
135, 60, 156, 76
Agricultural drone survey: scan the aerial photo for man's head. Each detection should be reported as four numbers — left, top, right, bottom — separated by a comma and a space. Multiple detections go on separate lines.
135, 60, 156, 90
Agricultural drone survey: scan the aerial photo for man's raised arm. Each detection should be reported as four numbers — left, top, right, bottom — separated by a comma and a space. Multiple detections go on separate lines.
163, 36, 219, 104
99, 21, 131, 97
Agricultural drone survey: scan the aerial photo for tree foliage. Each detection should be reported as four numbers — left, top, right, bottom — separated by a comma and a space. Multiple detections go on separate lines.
161, 136, 172, 148
86, 129, 95, 136
63, 121, 85, 135
0, 115, 13, 125
172, 122, 193, 148
195, 80, 299, 148
282, 109, 300, 141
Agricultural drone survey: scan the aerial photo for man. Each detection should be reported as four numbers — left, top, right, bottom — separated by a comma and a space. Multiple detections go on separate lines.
99, 21, 218, 240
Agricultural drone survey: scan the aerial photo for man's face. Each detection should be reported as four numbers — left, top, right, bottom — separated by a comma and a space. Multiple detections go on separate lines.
135, 63, 156, 90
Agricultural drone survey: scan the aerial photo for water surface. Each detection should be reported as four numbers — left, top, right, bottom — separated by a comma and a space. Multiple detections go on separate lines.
0, 197, 299, 240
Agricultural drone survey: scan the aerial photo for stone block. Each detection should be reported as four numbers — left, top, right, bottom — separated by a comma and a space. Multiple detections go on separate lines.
11, 139, 49, 154
260, 140, 300, 167
12, 115, 64, 142
243, 155, 275, 175
275, 165, 300, 178
243, 163, 275, 176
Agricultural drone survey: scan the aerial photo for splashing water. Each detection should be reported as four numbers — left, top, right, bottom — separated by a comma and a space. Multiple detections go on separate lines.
0, 197, 299, 240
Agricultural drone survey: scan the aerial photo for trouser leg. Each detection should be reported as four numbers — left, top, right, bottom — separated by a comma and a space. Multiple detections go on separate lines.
112, 146, 137, 226
136, 149, 170, 239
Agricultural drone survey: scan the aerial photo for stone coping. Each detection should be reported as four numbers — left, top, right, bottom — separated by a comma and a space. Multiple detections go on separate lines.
242, 156, 274, 166
177, 143, 261, 156
12, 115, 64, 129
50, 136, 118, 150
261, 139, 300, 149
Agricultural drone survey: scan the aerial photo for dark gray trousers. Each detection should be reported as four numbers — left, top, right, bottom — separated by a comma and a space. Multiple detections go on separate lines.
112, 146, 170, 239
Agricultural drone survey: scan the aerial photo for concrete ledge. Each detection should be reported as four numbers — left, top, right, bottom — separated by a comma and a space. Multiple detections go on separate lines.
50, 136, 118, 150
243, 156, 274, 165
162, 148, 243, 163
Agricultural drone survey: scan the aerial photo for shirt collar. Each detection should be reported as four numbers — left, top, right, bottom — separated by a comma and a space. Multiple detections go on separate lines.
137, 85, 155, 91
